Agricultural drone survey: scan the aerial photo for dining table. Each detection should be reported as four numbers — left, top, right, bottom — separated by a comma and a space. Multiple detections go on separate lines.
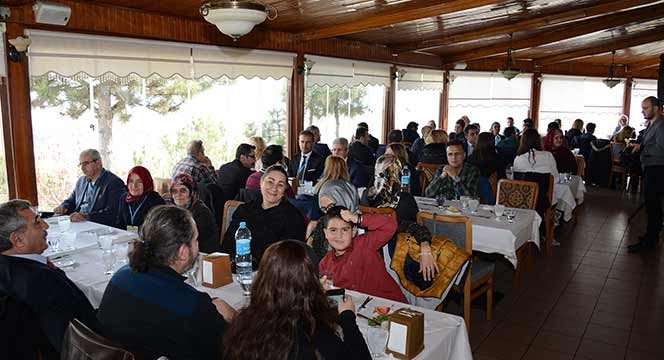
415, 197, 542, 268
552, 174, 586, 222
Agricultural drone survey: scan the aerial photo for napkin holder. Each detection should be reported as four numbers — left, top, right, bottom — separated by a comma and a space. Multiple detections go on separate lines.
202, 253, 232, 288
386, 308, 424, 360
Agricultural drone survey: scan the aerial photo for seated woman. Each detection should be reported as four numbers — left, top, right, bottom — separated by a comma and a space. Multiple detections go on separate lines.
467, 132, 504, 204
314, 156, 350, 194
385, 143, 421, 195
513, 129, 559, 179
544, 128, 578, 174
613, 125, 635, 144
224, 240, 370, 360
420, 129, 448, 164
247, 135, 266, 170
565, 118, 584, 148
244, 145, 295, 199
319, 206, 407, 303
170, 173, 219, 253
222, 165, 306, 263
116, 166, 165, 230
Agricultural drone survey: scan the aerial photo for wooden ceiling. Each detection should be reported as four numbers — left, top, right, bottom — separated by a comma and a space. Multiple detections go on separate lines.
6, 0, 664, 77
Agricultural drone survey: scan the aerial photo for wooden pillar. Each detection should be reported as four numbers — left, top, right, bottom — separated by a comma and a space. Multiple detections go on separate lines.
289, 53, 305, 157
4, 23, 37, 204
440, 70, 450, 131
383, 65, 396, 144
1, 78, 17, 199
530, 72, 542, 129
623, 77, 633, 119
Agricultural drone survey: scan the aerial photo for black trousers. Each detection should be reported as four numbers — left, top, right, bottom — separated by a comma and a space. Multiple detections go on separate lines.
644, 165, 664, 242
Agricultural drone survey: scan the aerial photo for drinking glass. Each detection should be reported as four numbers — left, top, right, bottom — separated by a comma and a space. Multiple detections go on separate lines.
98, 235, 113, 251
101, 248, 115, 275
61, 231, 76, 251
566, 173, 573, 183
460, 196, 470, 210
367, 324, 388, 358
494, 204, 506, 220
47, 235, 61, 253
436, 194, 446, 208
235, 272, 253, 297
506, 209, 516, 223
58, 217, 71, 232
186, 257, 201, 287
468, 199, 480, 214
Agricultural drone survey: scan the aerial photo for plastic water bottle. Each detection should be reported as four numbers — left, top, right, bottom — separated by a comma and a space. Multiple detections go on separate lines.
400, 166, 411, 193
235, 222, 253, 295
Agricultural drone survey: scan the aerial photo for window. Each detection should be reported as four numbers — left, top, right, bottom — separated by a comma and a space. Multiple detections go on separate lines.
304, 84, 385, 146
395, 89, 440, 132
540, 75, 623, 139
629, 78, 657, 133
448, 72, 531, 133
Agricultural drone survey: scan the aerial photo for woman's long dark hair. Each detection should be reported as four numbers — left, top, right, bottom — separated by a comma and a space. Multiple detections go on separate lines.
468, 132, 496, 162
516, 128, 543, 166
223, 240, 337, 360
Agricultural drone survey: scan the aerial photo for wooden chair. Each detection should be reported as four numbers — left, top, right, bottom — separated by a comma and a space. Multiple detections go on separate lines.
608, 142, 627, 190
496, 179, 539, 288
513, 173, 555, 256
417, 211, 494, 331
358, 205, 397, 218
61, 319, 136, 360
220, 200, 244, 245
575, 155, 586, 180
488, 171, 498, 200
416, 162, 441, 193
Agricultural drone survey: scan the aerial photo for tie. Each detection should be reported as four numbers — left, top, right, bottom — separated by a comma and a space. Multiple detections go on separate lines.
47, 260, 58, 270
297, 155, 308, 181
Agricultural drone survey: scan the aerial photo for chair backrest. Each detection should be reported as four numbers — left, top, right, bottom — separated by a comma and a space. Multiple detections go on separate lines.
153, 178, 171, 198
416, 162, 440, 192
513, 172, 553, 217
496, 179, 539, 209
416, 211, 472, 253
575, 155, 586, 178
61, 319, 136, 360
358, 206, 397, 218
610, 142, 625, 164
488, 171, 497, 197
221, 200, 244, 245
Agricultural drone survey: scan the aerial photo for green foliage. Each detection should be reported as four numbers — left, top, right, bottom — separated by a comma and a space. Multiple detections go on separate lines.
305, 85, 369, 137
262, 109, 286, 146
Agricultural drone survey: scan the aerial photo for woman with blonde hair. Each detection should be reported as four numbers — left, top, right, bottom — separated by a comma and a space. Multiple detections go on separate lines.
247, 136, 266, 170
566, 119, 584, 148
614, 126, 635, 144
314, 156, 350, 193
422, 129, 448, 164
385, 143, 421, 194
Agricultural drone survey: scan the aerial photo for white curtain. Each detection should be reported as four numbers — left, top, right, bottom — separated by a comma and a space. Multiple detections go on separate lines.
398, 67, 444, 91
191, 45, 295, 80
305, 55, 390, 87
0, 32, 6, 78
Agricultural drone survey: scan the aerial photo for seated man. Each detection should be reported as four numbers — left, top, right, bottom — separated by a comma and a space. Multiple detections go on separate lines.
171, 140, 218, 184
463, 124, 479, 157
331, 137, 370, 188
410, 125, 433, 164
306, 125, 332, 158
216, 143, 256, 200
349, 126, 375, 166
288, 130, 325, 184
357, 122, 379, 153
578, 122, 597, 160
402, 121, 420, 144
497, 126, 518, 165
0, 200, 97, 358
424, 140, 480, 200
54, 149, 125, 226
97, 205, 236, 359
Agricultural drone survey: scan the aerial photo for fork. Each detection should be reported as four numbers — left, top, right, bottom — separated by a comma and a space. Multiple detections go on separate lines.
358, 296, 373, 310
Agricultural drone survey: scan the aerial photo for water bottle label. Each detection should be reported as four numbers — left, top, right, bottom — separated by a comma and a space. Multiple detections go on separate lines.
236, 239, 251, 256
401, 175, 410, 185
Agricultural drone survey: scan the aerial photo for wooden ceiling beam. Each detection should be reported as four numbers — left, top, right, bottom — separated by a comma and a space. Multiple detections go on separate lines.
440, 3, 664, 64
394, 0, 659, 53
296, 0, 504, 41
627, 57, 661, 71
535, 26, 664, 65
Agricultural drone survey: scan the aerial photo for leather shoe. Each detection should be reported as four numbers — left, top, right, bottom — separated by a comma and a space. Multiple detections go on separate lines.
627, 240, 655, 253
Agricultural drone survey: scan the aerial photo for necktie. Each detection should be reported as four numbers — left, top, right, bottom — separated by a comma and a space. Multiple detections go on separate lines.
47, 260, 58, 270
297, 155, 308, 180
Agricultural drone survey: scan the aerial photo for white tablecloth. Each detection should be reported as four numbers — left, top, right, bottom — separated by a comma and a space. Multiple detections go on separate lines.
43, 217, 137, 259
63, 246, 472, 360
416, 197, 541, 267
553, 175, 586, 221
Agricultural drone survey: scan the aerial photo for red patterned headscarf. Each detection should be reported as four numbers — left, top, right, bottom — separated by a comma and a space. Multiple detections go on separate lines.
170, 173, 198, 209
125, 166, 155, 203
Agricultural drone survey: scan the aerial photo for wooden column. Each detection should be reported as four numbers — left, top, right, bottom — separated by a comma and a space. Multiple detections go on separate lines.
1, 77, 17, 199
530, 72, 542, 129
4, 23, 37, 204
289, 53, 305, 157
622, 77, 633, 119
440, 70, 450, 130
383, 65, 396, 143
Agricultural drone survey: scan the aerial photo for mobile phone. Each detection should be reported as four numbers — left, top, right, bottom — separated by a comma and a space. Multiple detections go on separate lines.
325, 288, 345, 297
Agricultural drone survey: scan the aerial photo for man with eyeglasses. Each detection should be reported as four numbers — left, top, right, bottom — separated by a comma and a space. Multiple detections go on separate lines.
53, 149, 125, 226
216, 143, 256, 200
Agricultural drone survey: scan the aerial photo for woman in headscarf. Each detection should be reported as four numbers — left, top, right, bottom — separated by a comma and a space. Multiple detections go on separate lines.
307, 179, 360, 263
544, 128, 578, 174
360, 155, 438, 281
169, 173, 219, 253
116, 166, 165, 230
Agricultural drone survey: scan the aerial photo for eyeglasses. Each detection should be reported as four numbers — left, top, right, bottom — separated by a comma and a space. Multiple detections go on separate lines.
246, 154, 256, 159
78, 159, 98, 167
320, 202, 336, 214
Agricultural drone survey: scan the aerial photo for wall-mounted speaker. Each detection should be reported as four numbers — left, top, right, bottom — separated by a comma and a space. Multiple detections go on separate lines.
33, 1, 71, 26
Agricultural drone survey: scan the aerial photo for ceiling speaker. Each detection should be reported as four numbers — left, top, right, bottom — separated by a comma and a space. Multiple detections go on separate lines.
33, 1, 71, 26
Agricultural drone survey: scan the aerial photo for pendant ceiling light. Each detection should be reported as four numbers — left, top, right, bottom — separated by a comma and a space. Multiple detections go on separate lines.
499, 33, 520, 80
602, 51, 621, 89
200, 1, 277, 41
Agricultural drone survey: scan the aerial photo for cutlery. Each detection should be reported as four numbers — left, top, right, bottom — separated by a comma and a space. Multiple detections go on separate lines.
359, 296, 373, 310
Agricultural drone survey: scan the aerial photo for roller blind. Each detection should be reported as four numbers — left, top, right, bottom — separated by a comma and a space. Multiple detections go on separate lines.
397, 67, 444, 91
305, 55, 390, 87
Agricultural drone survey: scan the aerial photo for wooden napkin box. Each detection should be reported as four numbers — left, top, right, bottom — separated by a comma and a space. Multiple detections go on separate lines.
386, 308, 424, 359
202, 253, 232, 288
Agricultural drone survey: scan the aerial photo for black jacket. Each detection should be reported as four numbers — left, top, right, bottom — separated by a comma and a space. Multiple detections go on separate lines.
115, 191, 165, 230
0, 255, 97, 358
191, 199, 220, 254
289, 152, 325, 183
349, 141, 375, 166
217, 159, 254, 200
291, 311, 371, 359
222, 196, 306, 263
421, 143, 447, 164
368, 134, 380, 153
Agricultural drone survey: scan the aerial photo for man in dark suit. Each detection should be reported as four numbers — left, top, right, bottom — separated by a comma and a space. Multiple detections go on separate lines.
0, 200, 97, 359
349, 126, 375, 166
53, 149, 126, 226
288, 130, 325, 183
358, 122, 379, 153
306, 125, 332, 158
332, 137, 371, 188
216, 143, 256, 200
402, 121, 420, 144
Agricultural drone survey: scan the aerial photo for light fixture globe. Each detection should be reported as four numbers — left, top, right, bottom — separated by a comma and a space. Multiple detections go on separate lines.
500, 69, 520, 80
200, 1, 274, 40
602, 78, 621, 88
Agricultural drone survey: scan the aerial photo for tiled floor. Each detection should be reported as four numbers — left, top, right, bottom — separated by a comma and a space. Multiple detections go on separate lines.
460, 186, 664, 360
